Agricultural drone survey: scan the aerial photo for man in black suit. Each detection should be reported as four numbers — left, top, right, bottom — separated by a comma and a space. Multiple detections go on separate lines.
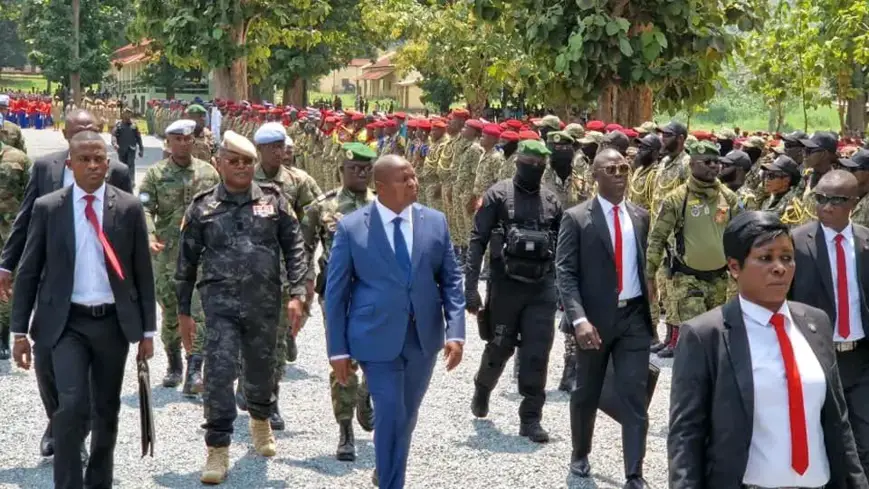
670, 211, 866, 489
556, 149, 653, 489
0, 108, 133, 457
11, 130, 155, 489
791, 169, 869, 476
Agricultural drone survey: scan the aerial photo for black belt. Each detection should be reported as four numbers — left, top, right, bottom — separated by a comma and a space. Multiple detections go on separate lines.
743, 485, 824, 489
835, 337, 867, 353
617, 296, 645, 308
70, 303, 116, 318
673, 261, 728, 282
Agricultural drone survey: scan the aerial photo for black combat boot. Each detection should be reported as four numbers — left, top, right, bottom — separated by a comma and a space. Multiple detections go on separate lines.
286, 334, 298, 363
270, 385, 285, 431
161, 349, 183, 388
0, 325, 10, 360
471, 384, 491, 418
181, 355, 202, 398
657, 325, 679, 358
235, 382, 247, 411
355, 390, 374, 432
336, 419, 356, 461
558, 355, 577, 392
519, 421, 550, 443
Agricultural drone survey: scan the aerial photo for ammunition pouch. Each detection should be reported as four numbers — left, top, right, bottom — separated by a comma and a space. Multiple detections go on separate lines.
499, 185, 554, 283
315, 257, 328, 295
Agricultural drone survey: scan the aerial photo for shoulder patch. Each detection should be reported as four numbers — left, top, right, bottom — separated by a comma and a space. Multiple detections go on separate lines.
192, 187, 216, 202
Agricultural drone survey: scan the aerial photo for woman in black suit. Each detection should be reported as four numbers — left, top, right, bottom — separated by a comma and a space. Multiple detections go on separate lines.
668, 211, 867, 489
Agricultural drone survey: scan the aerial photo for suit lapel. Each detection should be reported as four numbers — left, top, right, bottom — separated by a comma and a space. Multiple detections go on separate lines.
853, 226, 869, 317
364, 202, 401, 279
102, 186, 118, 244
589, 198, 614, 259
789, 303, 834, 383
722, 300, 754, 422
808, 224, 836, 304
50, 154, 66, 191
411, 204, 423, 277
60, 186, 75, 263
626, 203, 645, 266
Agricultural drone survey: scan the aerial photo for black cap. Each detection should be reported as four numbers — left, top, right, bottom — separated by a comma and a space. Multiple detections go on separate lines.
799, 131, 838, 153
602, 130, 630, 150
850, 148, 869, 169
781, 130, 808, 144
762, 155, 801, 180
837, 157, 860, 169
659, 121, 688, 137
721, 150, 752, 170
634, 133, 662, 151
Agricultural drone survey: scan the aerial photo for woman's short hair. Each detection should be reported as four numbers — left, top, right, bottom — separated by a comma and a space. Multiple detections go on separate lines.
723, 211, 791, 266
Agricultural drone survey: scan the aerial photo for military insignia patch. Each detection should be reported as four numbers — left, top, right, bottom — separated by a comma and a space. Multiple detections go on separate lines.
253, 203, 276, 217
553, 134, 561, 143
139, 192, 150, 203
346, 149, 354, 160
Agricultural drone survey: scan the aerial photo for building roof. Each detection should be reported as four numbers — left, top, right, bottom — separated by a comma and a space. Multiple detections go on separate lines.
112, 40, 153, 65
114, 53, 148, 65
349, 58, 371, 67
360, 68, 395, 81
397, 70, 423, 86
360, 52, 397, 70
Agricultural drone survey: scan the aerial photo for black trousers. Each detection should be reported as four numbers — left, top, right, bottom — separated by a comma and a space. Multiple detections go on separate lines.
118, 149, 135, 185
838, 341, 869, 477
570, 301, 650, 479
474, 275, 556, 424
52, 307, 129, 489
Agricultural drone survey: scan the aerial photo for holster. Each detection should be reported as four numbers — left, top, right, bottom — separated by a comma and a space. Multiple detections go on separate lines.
477, 289, 494, 342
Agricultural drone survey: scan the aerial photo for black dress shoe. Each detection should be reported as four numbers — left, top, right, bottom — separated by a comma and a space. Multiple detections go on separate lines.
519, 422, 550, 443
371, 468, 378, 487
569, 457, 591, 477
40, 426, 54, 457
471, 386, 490, 418
624, 476, 650, 489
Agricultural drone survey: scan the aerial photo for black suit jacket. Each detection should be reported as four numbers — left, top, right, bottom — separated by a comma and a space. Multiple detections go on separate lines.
790, 221, 869, 333
0, 150, 133, 272
668, 299, 867, 489
10, 184, 156, 347
555, 197, 653, 337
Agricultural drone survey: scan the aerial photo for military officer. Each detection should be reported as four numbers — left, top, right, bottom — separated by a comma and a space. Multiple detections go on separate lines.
0, 95, 26, 152
454, 119, 485, 261
795, 131, 839, 224
472, 124, 506, 205
0, 140, 30, 358
646, 139, 740, 358
176, 131, 307, 484
139, 119, 221, 395
421, 119, 451, 214
187, 104, 216, 162
302, 142, 376, 462
758, 154, 803, 224
848, 149, 869, 227
628, 133, 662, 211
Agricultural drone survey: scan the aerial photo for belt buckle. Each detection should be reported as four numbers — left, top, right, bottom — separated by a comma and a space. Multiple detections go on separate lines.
617, 300, 627, 308
92, 304, 106, 318
836, 341, 857, 353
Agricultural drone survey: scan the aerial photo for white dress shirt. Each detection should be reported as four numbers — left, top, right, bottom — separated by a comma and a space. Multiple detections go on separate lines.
574, 196, 642, 327
820, 223, 865, 341
741, 296, 830, 487
71, 183, 115, 306
63, 163, 75, 187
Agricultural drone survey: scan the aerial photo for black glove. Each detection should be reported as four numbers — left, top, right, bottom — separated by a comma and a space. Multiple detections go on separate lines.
465, 289, 483, 313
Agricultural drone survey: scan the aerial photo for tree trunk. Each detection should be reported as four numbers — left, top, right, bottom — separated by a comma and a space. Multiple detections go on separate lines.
165, 85, 176, 100
846, 67, 867, 136
466, 88, 487, 118
249, 80, 272, 103
283, 78, 307, 107
212, 17, 250, 101
593, 84, 652, 127
70, 0, 81, 106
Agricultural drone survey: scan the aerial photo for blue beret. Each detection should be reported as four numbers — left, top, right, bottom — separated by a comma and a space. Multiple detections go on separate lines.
254, 122, 287, 145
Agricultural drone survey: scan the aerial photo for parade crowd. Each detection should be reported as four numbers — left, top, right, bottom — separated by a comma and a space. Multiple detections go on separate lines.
2, 90, 869, 489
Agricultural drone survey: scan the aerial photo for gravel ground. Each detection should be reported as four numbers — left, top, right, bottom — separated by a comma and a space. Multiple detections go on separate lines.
0, 129, 675, 488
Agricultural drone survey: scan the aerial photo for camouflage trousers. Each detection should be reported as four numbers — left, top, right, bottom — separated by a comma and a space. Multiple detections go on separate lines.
321, 300, 370, 422
202, 309, 278, 447
271, 288, 310, 385
668, 272, 729, 324
563, 331, 577, 360
156, 252, 205, 354
655, 266, 669, 324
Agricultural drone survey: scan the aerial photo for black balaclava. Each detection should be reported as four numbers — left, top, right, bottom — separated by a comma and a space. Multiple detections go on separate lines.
515, 161, 545, 191
502, 141, 519, 159
718, 139, 734, 156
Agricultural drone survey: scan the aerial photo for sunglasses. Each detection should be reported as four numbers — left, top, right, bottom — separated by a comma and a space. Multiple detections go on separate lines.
344, 163, 372, 174
763, 171, 789, 180
601, 163, 631, 176
814, 193, 854, 206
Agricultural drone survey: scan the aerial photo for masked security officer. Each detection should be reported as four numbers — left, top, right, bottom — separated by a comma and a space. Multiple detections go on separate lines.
465, 140, 563, 443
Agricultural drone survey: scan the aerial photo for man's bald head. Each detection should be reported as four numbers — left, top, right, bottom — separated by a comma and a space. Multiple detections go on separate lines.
593, 148, 625, 169
373, 154, 409, 183
63, 109, 97, 140
816, 169, 859, 198
373, 154, 417, 211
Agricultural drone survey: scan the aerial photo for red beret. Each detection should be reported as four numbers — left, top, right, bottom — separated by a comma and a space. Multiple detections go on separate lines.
431, 119, 447, 129
258, 109, 268, 115
373, 121, 385, 129
252, 104, 265, 111
466, 119, 484, 131
518, 130, 540, 141
691, 130, 714, 141
605, 123, 624, 133
417, 120, 432, 130
586, 120, 606, 131
451, 109, 470, 120
365, 123, 377, 130
324, 116, 338, 124
407, 119, 418, 129
394, 112, 407, 120
482, 124, 502, 137
623, 129, 639, 138
384, 120, 398, 128
500, 130, 520, 142
269, 108, 282, 114
505, 119, 524, 130
351, 113, 365, 121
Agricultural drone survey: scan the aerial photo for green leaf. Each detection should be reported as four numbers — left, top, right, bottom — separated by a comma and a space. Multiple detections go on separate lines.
211, 28, 224, 40
606, 21, 620, 36
653, 31, 667, 49
618, 37, 633, 57
616, 18, 630, 32
576, 0, 595, 10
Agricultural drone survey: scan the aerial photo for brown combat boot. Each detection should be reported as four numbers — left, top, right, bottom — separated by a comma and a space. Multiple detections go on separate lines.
249, 418, 276, 457
200, 446, 230, 485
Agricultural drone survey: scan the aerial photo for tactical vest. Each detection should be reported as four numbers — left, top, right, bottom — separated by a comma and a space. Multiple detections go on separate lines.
495, 185, 555, 283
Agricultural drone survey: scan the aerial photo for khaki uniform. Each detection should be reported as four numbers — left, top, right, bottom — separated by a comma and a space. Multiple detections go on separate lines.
541, 164, 586, 209
0, 120, 26, 152
421, 134, 451, 213
192, 127, 215, 162
472, 147, 505, 197
452, 138, 483, 246
438, 136, 462, 238
0, 144, 31, 328
628, 163, 657, 211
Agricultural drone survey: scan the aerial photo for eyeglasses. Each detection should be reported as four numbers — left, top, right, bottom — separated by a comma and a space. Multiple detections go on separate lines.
805, 147, 826, 155
814, 193, 854, 206
693, 157, 721, 165
344, 163, 372, 174
601, 163, 631, 176
763, 171, 789, 180
223, 157, 255, 168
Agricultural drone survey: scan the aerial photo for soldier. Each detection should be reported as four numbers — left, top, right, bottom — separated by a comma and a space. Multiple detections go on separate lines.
842, 149, 869, 227
379, 119, 405, 157
453, 119, 485, 260
495, 130, 520, 181
758, 154, 804, 224
187, 104, 215, 163
438, 110, 470, 253
302, 142, 376, 462
628, 133, 662, 211
780, 130, 808, 166
243, 123, 321, 430
0, 95, 26, 152
0, 140, 30, 359
646, 139, 740, 358
111, 107, 144, 181
472, 124, 506, 204
794, 131, 839, 225
176, 131, 307, 484
600, 130, 630, 157
715, 127, 737, 156
139, 119, 221, 396
737, 135, 767, 200
718, 150, 752, 193
421, 118, 451, 213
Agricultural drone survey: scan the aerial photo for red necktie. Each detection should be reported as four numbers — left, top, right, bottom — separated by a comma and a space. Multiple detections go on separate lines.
83, 195, 125, 280
834, 234, 850, 339
770, 313, 809, 475
613, 206, 622, 293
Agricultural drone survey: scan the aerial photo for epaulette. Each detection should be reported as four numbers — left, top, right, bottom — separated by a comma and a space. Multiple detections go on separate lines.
191, 187, 216, 202
315, 188, 339, 203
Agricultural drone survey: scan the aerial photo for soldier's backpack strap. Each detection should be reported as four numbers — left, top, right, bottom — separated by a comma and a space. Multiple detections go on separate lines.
504, 183, 545, 225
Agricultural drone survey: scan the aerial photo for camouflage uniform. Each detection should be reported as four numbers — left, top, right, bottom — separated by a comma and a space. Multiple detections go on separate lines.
472, 147, 505, 198
301, 187, 374, 423
176, 182, 307, 448
452, 138, 484, 247
192, 127, 215, 162
628, 164, 657, 211
497, 153, 518, 181
761, 186, 803, 226
541, 164, 586, 209
421, 134, 451, 213
0, 144, 31, 334
0, 120, 26, 152
438, 136, 463, 239
139, 157, 220, 357
852, 193, 869, 228
793, 170, 822, 225
646, 177, 740, 325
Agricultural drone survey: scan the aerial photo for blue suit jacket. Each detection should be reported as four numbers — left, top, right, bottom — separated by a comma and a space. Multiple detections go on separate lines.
324, 202, 466, 362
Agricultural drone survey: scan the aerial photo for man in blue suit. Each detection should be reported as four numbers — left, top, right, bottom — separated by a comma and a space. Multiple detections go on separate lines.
325, 154, 466, 489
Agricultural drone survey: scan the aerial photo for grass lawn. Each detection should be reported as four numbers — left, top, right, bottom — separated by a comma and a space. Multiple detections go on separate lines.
0, 73, 49, 93
669, 104, 843, 134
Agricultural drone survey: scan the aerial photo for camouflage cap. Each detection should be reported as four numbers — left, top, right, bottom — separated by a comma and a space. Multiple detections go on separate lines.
342, 142, 377, 162
518, 139, 552, 157
686, 138, 721, 157
577, 131, 604, 145
546, 131, 575, 144
716, 128, 738, 140
633, 121, 658, 134
564, 123, 585, 140
186, 104, 207, 115
534, 114, 562, 130
741, 136, 766, 149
